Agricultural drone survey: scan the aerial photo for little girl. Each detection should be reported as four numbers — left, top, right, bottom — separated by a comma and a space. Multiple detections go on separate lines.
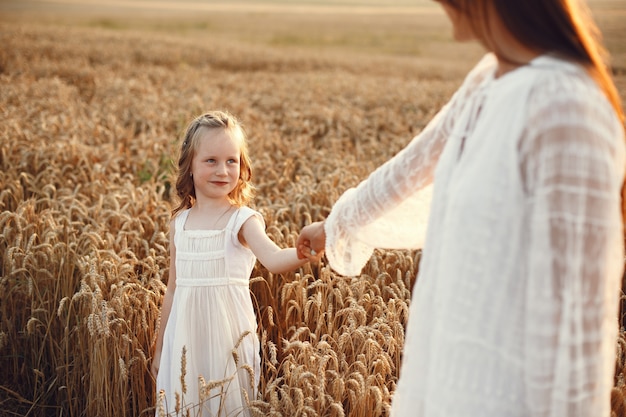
151, 110, 313, 416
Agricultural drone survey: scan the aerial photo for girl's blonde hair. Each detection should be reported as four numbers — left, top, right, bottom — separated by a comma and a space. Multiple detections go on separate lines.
172, 111, 255, 217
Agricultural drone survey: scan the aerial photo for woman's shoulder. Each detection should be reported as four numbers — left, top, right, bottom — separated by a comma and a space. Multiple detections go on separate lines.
451, 53, 498, 102
472, 53, 498, 74
525, 55, 619, 126
463, 53, 498, 85
521, 55, 624, 157
527, 54, 596, 91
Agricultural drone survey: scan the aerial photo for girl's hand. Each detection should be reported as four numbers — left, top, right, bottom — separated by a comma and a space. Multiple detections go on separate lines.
297, 241, 324, 262
151, 350, 161, 379
296, 221, 326, 261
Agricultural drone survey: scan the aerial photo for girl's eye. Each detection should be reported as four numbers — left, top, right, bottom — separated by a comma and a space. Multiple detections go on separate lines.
206, 158, 215, 163
228, 159, 238, 164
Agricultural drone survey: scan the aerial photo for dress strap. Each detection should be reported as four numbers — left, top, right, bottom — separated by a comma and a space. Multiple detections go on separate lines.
229, 207, 264, 232
227, 207, 264, 247
174, 209, 191, 235
173, 209, 189, 249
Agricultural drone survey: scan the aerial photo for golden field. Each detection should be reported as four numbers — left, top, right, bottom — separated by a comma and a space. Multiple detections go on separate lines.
1, 1, 626, 416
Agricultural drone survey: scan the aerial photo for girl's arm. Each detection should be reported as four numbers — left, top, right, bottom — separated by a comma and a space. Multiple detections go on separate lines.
151, 219, 177, 379
240, 215, 312, 274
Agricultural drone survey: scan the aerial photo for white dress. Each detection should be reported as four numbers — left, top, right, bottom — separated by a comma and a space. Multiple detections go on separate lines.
323, 53, 625, 417
156, 207, 261, 417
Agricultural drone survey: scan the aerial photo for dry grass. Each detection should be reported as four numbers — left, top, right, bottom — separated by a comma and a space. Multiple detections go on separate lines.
1, 4, 626, 416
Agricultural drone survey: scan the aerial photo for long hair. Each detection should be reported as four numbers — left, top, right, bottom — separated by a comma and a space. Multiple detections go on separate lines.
440, 0, 626, 232
440, 0, 623, 123
172, 110, 255, 217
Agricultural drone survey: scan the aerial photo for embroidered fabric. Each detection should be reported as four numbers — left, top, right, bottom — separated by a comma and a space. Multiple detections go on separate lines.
323, 53, 626, 416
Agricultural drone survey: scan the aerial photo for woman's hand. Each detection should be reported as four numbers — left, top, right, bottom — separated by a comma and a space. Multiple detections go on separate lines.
296, 221, 326, 261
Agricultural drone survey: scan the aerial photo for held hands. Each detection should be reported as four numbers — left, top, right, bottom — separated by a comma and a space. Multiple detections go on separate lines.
296, 221, 326, 262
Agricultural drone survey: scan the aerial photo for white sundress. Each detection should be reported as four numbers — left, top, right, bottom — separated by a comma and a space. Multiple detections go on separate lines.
156, 207, 262, 417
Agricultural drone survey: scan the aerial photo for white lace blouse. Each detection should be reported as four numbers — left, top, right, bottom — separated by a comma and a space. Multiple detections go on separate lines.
323, 53, 625, 416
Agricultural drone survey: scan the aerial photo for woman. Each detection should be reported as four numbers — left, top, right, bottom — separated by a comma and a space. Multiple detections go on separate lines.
297, 0, 625, 416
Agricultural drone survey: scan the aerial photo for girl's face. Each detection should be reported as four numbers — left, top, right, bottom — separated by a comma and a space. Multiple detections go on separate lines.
190, 127, 241, 202
439, 2, 476, 42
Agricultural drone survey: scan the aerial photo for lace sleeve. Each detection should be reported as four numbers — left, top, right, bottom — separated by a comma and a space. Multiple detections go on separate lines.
323, 121, 440, 276
521, 75, 625, 416
323, 55, 498, 276
323, 89, 458, 275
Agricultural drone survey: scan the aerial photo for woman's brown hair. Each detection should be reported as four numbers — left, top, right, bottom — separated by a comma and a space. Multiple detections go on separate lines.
440, 0, 623, 123
439, 0, 626, 230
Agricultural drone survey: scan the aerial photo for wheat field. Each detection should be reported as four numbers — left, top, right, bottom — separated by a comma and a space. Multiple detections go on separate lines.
1, 1, 626, 416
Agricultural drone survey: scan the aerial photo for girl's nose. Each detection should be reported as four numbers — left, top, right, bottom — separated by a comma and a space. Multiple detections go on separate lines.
216, 163, 228, 175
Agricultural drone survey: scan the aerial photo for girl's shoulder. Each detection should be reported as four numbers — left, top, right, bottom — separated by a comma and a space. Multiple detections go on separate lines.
230, 206, 264, 233
171, 208, 191, 230
229, 206, 266, 249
